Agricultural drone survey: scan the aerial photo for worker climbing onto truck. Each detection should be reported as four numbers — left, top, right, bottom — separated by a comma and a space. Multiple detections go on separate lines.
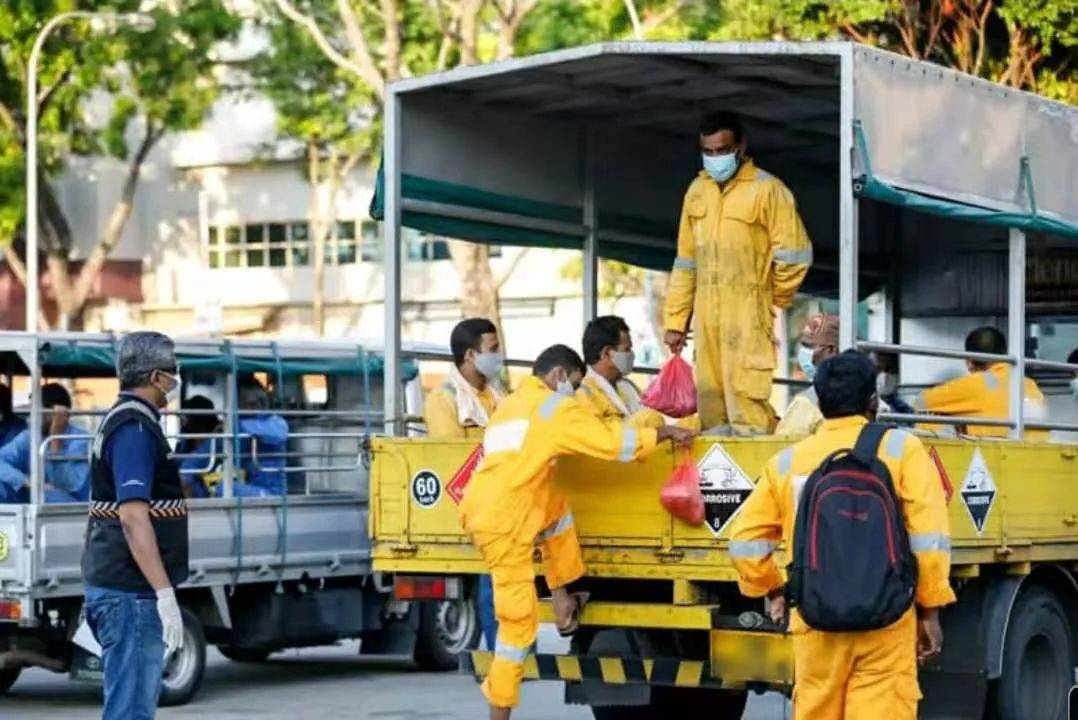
423, 318, 506, 440
576, 315, 664, 429
730, 350, 955, 720
459, 344, 694, 719
915, 326, 1048, 439
775, 313, 839, 436
424, 318, 507, 652
663, 111, 812, 436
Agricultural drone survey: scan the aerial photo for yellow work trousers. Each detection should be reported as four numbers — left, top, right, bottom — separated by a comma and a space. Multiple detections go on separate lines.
792, 609, 921, 720
473, 497, 585, 708
693, 285, 778, 434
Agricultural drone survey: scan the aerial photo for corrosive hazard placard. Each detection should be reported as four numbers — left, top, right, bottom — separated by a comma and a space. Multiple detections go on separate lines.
960, 448, 996, 534
697, 444, 754, 537
446, 444, 484, 504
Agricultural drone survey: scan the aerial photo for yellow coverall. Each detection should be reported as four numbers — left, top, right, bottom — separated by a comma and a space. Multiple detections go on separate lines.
665, 160, 811, 434
423, 383, 499, 440
917, 363, 1048, 440
575, 373, 665, 430
459, 376, 659, 708
775, 388, 823, 437
729, 416, 956, 720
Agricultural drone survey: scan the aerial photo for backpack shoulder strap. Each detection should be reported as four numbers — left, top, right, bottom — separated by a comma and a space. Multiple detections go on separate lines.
851, 422, 890, 467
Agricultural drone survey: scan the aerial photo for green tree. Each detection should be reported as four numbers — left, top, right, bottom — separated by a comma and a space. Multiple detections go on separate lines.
0, 0, 240, 328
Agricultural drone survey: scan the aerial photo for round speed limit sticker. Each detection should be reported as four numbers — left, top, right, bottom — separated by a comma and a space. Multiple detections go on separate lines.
410, 470, 442, 509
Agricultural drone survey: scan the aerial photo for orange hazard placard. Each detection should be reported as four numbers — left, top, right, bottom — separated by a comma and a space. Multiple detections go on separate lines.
928, 446, 953, 504
446, 444, 484, 504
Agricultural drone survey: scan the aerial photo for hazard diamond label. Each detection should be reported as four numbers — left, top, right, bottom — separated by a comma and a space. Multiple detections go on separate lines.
446, 444, 484, 505
960, 448, 996, 534
697, 444, 755, 537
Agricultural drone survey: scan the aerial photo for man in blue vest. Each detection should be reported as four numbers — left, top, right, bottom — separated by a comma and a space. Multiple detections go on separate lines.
82, 332, 189, 719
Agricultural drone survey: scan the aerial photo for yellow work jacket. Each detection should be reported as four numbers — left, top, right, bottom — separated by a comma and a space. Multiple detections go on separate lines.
460, 376, 658, 541
664, 159, 811, 334
775, 388, 823, 437
423, 383, 500, 440
576, 372, 665, 430
729, 416, 956, 632
917, 364, 1048, 440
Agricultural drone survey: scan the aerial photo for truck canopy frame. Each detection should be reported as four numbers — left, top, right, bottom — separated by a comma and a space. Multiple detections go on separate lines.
376, 41, 1078, 435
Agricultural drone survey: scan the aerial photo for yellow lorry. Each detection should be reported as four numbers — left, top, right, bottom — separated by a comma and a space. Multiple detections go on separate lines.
370, 42, 1078, 719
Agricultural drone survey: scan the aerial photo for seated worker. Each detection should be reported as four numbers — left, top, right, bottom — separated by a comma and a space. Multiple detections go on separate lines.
176, 395, 223, 499
0, 383, 90, 503
577, 315, 665, 429
730, 351, 955, 720
234, 379, 289, 497
424, 318, 505, 439
775, 314, 838, 436
424, 318, 506, 652
460, 344, 694, 720
0, 383, 27, 448
915, 326, 1048, 439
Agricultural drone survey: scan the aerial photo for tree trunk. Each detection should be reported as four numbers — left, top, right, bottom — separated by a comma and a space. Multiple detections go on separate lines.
448, 240, 505, 343
309, 140, 327, 336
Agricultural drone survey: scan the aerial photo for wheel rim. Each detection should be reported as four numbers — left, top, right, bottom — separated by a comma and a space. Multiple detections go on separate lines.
1018, 633, 1065, 718
435, 599, 478, 653
162, 625, 198, 692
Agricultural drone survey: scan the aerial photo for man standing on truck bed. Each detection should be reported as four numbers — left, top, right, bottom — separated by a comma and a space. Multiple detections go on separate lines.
424, 318, 507, 651
664, 112, 812, 435
729, 351, 955, 720
460, 344, 693, 720
82, 332, 189, 720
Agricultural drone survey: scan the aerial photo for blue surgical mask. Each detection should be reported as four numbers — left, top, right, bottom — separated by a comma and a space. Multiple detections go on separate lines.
702, 152, 739, 183
798, 345, 816, 380
473, 352, 504, 381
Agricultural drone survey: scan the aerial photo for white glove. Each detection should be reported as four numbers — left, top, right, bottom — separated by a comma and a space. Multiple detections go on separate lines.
156, 587, 184, 655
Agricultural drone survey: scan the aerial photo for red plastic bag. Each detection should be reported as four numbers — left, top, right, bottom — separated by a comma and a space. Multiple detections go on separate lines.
660, 452, 705, 526
641, 355, 697, 418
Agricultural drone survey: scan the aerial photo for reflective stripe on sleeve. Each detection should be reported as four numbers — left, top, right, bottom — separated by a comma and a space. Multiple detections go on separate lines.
617, 428, 638, 463
484, 420, 529, 454
774, 248, 813, 265
885, 429, 910, 459
673, 257, 697, 271
539, 394, 568, 420
727, 540, 777, 559
909, 533, 951, 553
776, 447, 794, 476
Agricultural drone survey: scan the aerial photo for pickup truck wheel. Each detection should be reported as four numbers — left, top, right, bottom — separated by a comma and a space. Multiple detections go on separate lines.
159, 608, 207, 707
994, 587, 1073, 720
0, 667, 20, 694
414, 597, 480, 671
217, 646, 272, 663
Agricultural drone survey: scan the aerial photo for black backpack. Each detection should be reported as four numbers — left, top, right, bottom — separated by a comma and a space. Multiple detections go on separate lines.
787, 423, 917, 632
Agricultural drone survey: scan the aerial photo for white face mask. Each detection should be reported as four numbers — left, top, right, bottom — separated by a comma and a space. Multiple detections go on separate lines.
877, 372, 897, 397
555, 371, 575, 397
612, 349, 635, 378
473, 352, 504, 381
157, 371, 182, 406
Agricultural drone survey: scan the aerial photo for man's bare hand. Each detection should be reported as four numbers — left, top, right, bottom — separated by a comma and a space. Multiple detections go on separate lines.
917, 608, 943, 665
664, 330, 686, 355
48, 405, 69, 437
766, 589, 786, 625
657, 426, 696, 449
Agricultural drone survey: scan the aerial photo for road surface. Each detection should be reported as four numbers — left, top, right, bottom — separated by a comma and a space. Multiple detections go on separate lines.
7, 628, 790, 719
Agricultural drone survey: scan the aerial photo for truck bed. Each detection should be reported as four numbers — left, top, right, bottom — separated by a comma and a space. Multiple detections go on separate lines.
371, 436, 1078, 580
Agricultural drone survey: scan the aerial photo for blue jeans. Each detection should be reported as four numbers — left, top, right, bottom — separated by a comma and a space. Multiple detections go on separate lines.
84, 584, 164, 720
477, 574, 498, 651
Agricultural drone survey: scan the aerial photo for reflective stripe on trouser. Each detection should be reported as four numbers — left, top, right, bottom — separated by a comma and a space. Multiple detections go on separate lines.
693, 297, 777, 433
473, 499, 585, 708
792, 608, 920, 720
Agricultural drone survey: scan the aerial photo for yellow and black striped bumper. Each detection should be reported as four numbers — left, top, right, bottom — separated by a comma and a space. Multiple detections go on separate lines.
463, 651, 724, 689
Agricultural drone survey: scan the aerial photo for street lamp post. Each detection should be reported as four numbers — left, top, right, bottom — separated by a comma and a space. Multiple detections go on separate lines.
24, 11, 155, 332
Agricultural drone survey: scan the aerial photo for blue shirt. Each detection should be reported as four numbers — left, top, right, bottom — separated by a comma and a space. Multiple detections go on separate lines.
0, 416, 27, 449
238, 415, 289, 496
101, 394, 162, 504
0, 423, 91, 502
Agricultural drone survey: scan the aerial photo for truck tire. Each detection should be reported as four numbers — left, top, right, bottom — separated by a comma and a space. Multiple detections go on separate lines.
994, 587, 1073, 720
414, 598, 480, 671
216, 646, 272, 663
159, 607, 207, 707
0, 667, 20, 695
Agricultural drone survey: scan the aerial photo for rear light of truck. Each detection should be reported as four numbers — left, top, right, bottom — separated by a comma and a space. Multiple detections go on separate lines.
0, 600, 20, 620
393, 576, 461, 601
